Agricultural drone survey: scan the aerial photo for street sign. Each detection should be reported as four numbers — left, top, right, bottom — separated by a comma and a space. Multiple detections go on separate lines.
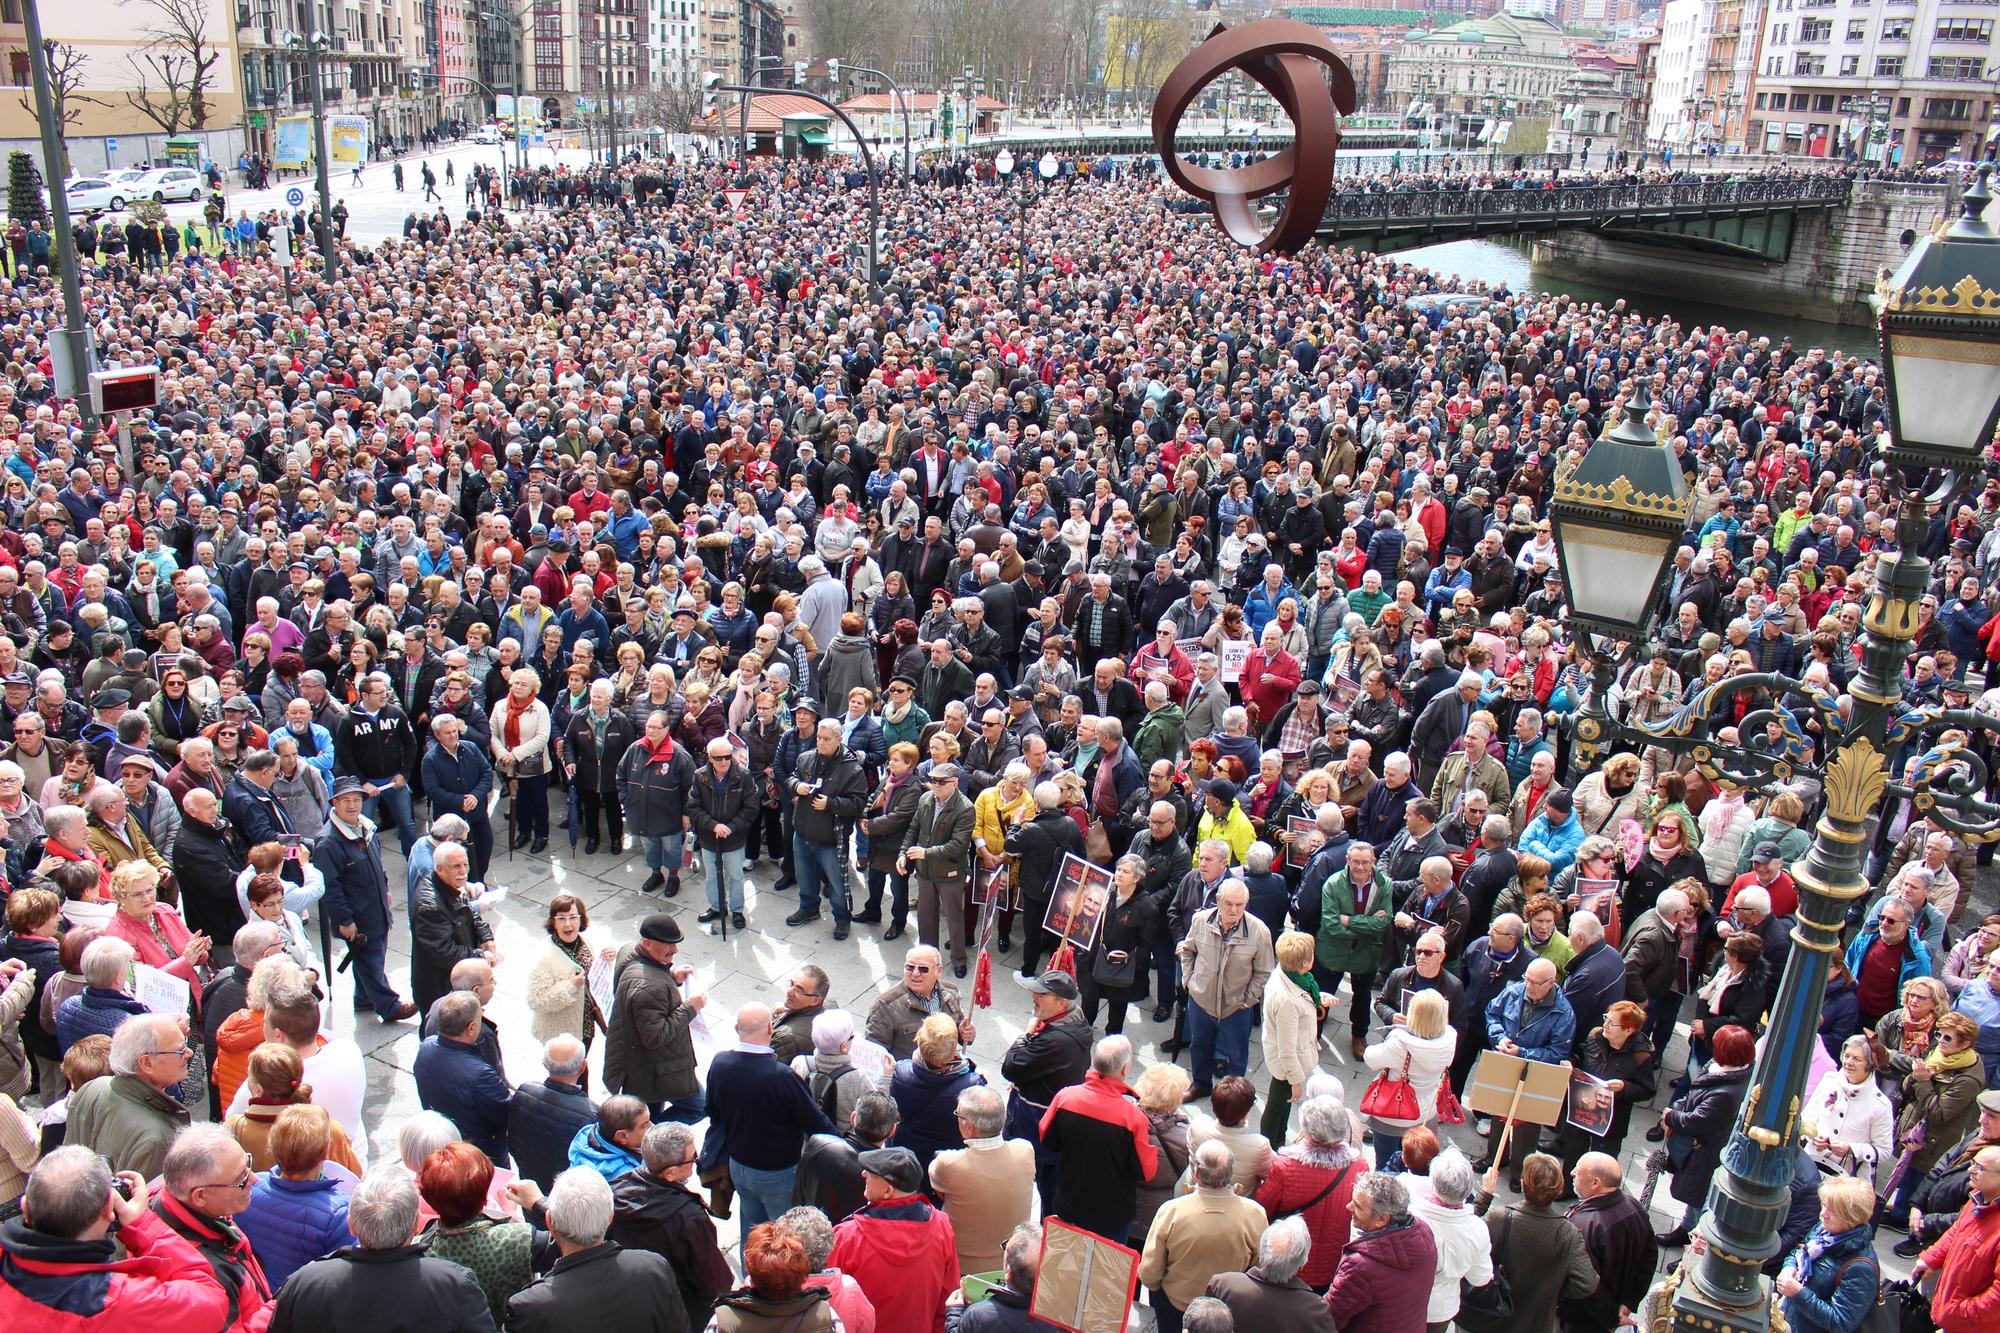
106, 137, 118, 155
723, 188, 747, 212
285, 186, 305, 206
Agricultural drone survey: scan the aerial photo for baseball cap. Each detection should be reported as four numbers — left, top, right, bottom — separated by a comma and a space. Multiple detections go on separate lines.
1020, 970, 1080, 1001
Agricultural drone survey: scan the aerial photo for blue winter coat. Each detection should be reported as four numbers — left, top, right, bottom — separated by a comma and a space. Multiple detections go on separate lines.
56, 986, 152, 1055
1841, 927, 1933, 997
1519, 810, 1586, 876
236, 1172, 353, 1289
567, 1122, 642, 1182
889, 1057, 984, 1168
1485, 984, 1576, 1064
413, 1034, 512, 1165
1779, 1225, 1878, 1333
313, 818, 392, 936
421, 738, 496, 817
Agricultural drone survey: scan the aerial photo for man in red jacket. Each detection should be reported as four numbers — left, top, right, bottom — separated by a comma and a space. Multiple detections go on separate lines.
150, 1126, 275, 1333
0, 1146, 231, 1333
1916, 1146, 2000, 1333
828, 1147, 959, 1333
1039, 1031, 1158, 1243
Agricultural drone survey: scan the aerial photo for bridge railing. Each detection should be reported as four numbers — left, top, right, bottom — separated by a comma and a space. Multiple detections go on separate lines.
1321, 175, 1854, 226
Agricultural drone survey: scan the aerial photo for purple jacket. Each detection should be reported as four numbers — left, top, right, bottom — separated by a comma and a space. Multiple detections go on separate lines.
1323, 1215, 1439, 1333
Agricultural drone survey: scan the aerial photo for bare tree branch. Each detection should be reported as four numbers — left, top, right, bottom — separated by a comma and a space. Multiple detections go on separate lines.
16, 41, 107, 171
119, 0, 222, 131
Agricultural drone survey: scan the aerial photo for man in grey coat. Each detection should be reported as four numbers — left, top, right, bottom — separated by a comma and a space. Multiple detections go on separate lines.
604, 912, 709, 1123
1181, 652, 1228, 750
899, 762, 977, 977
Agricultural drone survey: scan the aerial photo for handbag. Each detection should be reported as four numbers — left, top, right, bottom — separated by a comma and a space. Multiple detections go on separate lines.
1459, 1209, 1516, 1320
1436, 1083, 1467, 1125
1359, 1051, 1421, 1122
1083, 819, 1114, 864
1092, 945, 1140, 990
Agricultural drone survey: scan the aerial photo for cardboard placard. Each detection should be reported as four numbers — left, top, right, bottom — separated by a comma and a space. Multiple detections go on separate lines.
1463, 1050, 1571, 1129
1285, 815, 1322, 869
1029, 1218, 1141, 1333
1043, 853, 1111, 952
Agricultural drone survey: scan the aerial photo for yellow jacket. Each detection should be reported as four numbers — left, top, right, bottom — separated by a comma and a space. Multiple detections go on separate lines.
1196, 801, 1256, 865
973, 785, 1035, 878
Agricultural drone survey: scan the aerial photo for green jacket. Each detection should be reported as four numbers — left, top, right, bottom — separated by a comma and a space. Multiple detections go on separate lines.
65, 1073, 189, 1179
1315, 868, 1393, 975
1133, 703, 1186, 770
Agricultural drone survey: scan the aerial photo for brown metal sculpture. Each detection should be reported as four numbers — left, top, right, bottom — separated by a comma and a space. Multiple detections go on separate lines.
1150, 19, 1358, 255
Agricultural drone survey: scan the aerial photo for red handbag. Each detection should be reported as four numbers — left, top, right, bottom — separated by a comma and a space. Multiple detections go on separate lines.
1359, 1051, 1421, 1121
1436, 1084, 1467, 1125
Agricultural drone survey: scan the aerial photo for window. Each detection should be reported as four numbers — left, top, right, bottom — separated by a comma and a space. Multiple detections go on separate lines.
1847, 19, 1866, 38
1792, 52, 1825, 74
1928, 56, 1987, 80
1791, 92, 1810, 110
1798, 18, 1830, 40
1876, 55, 1905, 77
1882, 18, 1911, 39
1840, 54, 1859, 74
1770, 22, 1788, 42
1935, 18, 1993, 41
1814, 94, 1836, 111
1922, 97, 1974, 119
1898, 97, 1911, 115
1755, 91, 1769, 108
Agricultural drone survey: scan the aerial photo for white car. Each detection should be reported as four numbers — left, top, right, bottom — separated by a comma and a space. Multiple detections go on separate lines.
60, 176, 131, 212
129, 167, 205, 202
472, 125, 502, 144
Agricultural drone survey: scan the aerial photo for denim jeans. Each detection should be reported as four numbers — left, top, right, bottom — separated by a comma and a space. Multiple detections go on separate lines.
1187, 1004, 1254, 1081
361, 782, 419, 855
343, 930, 402, 1013
793, 833, 850, 923
730, 1160, 798, 1251
705, 845, 746, 912
641, 832, 686, 874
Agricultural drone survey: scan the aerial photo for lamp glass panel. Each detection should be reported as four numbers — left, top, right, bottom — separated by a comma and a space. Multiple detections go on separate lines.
1886, 330, 2000, 456
1559, 523, 1673, 630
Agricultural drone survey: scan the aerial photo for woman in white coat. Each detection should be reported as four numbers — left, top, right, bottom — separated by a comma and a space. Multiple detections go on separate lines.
1802, 1032, 1896, 1187
490, 666, 552, 853
525, 891, 617, 1055
1408, 1147, 1495, 1333
1361, 988, 1458, 1168
1261, 930, 1335, 1142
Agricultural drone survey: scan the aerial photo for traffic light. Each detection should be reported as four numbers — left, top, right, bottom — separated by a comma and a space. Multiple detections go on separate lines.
701, 71, 721, 118
825, 58, 839, 86
795, 61, 807, 86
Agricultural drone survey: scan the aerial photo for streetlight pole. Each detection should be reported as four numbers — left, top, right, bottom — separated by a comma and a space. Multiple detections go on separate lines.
21, 0, 95, 436
285, 28, 340, 286
840, 63, 912, 183
718, 81, 879, 294
1551, 168, 2000, 1333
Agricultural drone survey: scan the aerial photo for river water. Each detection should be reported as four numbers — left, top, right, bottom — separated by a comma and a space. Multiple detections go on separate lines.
1399, 236, 1879, 357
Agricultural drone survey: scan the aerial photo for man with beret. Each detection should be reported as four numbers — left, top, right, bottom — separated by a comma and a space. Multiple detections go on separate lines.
314, 774, 420, 1022
828, 1146, 962, 1333
604, 911, 709, 1124
79, 688, 129, 757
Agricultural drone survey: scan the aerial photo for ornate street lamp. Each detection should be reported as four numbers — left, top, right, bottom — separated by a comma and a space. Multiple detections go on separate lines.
1875, 165, 2000, 467
1547, 397, 1691, 641
1635, 162, 2000, 1333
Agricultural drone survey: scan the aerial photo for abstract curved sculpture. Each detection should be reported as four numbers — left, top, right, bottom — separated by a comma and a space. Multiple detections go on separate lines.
1150, 19, 1358, 255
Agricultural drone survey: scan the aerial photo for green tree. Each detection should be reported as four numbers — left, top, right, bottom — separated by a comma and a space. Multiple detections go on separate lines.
7, 151, 47, 227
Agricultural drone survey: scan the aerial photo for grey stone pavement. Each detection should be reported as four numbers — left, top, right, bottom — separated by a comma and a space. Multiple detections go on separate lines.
337, 830, 1998, 1286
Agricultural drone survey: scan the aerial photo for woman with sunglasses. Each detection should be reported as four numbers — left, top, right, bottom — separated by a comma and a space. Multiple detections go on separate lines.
1886, 1011, 1988, 1218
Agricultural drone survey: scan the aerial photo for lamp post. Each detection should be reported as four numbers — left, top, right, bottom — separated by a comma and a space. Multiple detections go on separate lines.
840, 62, 912, 183
20, 0, 96, 436
282, 27, 340, 286
1553, 166, 2000, 1333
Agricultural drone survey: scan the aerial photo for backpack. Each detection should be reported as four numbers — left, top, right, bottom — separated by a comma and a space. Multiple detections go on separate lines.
810, 1064, 863, 1120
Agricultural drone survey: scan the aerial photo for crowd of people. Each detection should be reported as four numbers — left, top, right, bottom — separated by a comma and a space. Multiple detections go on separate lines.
0, 142, 1993, 1333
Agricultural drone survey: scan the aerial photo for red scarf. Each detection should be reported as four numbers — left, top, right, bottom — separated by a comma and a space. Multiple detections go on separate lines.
502, 693, 532, 749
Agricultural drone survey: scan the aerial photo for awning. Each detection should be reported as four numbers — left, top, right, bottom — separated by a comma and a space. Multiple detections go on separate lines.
798, 125, 830, 146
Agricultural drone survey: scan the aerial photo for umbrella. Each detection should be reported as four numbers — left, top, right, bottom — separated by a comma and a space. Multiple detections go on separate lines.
567, 781, 581, 853
506, 776, 517, 860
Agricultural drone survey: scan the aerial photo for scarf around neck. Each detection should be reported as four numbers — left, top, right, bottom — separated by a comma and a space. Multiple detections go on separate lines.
1926, 1044, 1979, 1075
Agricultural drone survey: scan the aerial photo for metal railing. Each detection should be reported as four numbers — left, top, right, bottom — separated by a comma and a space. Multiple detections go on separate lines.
1320, 174, 1855, 229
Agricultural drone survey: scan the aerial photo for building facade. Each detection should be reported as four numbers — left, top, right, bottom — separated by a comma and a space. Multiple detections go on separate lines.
1749, 0, 1999, 163
1383, 13, 1574, 147
1645, 0, 1711, 144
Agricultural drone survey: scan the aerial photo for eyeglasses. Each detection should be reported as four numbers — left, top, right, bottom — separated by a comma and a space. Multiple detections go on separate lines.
148, 1043, 193, 1062
904, 963, 933, 974
195, 1164, 254, 1192
1414, 947, 1444, 957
